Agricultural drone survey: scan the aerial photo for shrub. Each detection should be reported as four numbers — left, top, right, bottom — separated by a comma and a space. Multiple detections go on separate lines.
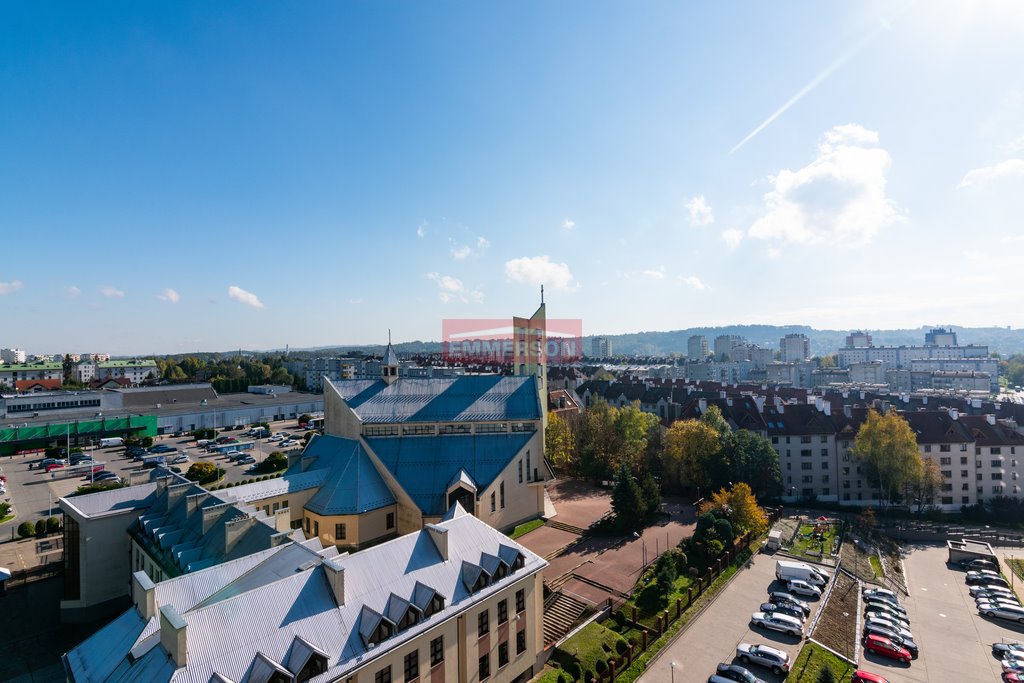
595, 660, 607, 674
47, 516, 61, 534
17, 521, 35, 539
566, 661, 582, 681
0, 502, 11, 518
141, 437, 154, 448
35, 519, 47, 537
583, 670, 594, 683
816, 668, 836, 683
615, 638, 628, 655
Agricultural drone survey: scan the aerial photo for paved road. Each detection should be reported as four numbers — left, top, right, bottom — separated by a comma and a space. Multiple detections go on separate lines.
860, 544, 1013, 682
639, 552, 807, 683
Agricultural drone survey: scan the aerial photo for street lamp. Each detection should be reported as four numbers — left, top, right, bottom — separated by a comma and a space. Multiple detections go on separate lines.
670, 661, 676, 683
634, 531, 647, 570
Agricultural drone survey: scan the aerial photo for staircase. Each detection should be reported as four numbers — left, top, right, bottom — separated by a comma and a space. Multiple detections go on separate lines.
546, 519, 588, 536
543, 591, 590, 646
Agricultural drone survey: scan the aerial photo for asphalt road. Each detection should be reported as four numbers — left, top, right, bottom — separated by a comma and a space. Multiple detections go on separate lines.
638, 551, 809, 683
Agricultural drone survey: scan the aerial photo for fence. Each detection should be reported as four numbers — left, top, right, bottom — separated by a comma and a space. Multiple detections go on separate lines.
4, 559, 63, 590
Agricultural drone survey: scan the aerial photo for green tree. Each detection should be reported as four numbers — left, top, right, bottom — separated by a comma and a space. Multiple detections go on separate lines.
660, 418, 722, 492
186, 462, 220, 484
655, 551, 678, 596
913, 458, 944, 513
611, 464, 644, 527
545, 412, 577, 474
852, 409, 923, 510
17, 521, 35, 539
35, 519, 47, 537
720, 429, 782, 499
47, 516, 61, 534
62, 354, 74, 382
816, 667, 836, 683
614, 403, 659, 474
639, 471, 661, 517
577, 400, 618, 480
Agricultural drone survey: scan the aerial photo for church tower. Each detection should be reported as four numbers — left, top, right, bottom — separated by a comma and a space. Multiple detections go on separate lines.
513, 287, 547, 427
382, 331, 399, 385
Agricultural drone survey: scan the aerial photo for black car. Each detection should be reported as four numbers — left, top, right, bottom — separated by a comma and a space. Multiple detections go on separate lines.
713, 663, 764, 683
963, 558, 998, 571
759, 601, 805, 621
767, 592, 811, 616
862, 623, 918, 658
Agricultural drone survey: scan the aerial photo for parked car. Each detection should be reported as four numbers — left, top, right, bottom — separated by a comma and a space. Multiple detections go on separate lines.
171, 454, 189, 464
1005, 671, 1024, 683
864, 616, 913, 641
980, 603, 1024, 624
963, 558, 998, 571
237, 456, 256, 465
785, 579, 821, 598
734, 643, 790, 675
864, 609, 911, 630
969, 575, 1011, 589
712, 663, 764, 683
862, 634, 911, 664
970, 585, 1015, 599
758, 602, 805, 621
863, 588, 900, 605
767, 592, 810, 614
750, 612, 802, 637
864, 599, 907, 618
850, 671, 890, 683
978, 599, 1023, 613
45, 463, 66, 473
994, 641, 1024, 658
862, 623, 918, 658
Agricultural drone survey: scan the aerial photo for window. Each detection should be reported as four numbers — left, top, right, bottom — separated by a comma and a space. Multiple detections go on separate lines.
518, 460, 523, 484
786, 463, 791, 471
478, 655, 490, 681
994, 486, 1005, 494
924, 445, 932, 453
500, 482, 505, 509
800, 449, 812, 457
941, 470, 952, 479
941, 483, 952, 492
993, 473, 1003, 480
842, 467, 850, 475
526, 451, 531, 481
375, 666, 392, 683
821, 461, 828, 470
430, 637, 444, 666
498, 642, 509, 668
993, 447, 1003, 455
801, 435, 812, 444
940, 444, 951, 452
490, 492, 496, 513
404, 651, 419, 682
821, 449, 828, 457
960, 443, 968, 451
476, 423, 507, 434
771, 436, 778, 444
478, 609, 489, 637
821, 475, 829, 483
336, 523, 346, 541
516, 628, 527, 654
961, 456, 968, 465
801, 475, 813, 483
314, 520, 319, 537
305, 517, 310, 534
940, 457, 951, 465
403, 425, 436, 436
439, 424, 471, 435
801, 462, 812, 470
387, 512, 395, 530
516, 588, 525, 613
511, 422, 537, 433
978, 473, 984, 481
962, 483, 970, 490
820, 435, 828, 443
961, 470, 968, 478
942, 496, 954, 505
498, 599, 508, 624
963, 496, 971, 504
364, 426, 400, 437
992, 460, 1003, 467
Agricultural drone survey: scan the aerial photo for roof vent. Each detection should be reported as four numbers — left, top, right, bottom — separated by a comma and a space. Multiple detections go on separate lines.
297, 560, 317, 572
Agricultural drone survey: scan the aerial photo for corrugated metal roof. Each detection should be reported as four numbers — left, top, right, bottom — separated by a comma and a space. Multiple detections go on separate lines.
221, 467, 328, 504
65, 508, 547, 683
366, 433, 533, 514
303, 436, 395, 515
61, 482, 161, 518
328, 375, 541, 423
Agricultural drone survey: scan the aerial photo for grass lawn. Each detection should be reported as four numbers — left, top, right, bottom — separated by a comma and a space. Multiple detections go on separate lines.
869, 554, 883, 577
787, 641, 856, 682
621, 572, 695, 627
789, 521, 840, 560
508, 518, 544, 539
553, 622, 627, 679
0, 514, 14, 524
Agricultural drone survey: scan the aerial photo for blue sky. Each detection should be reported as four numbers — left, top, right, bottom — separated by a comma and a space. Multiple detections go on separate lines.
2, 1, 1023, 355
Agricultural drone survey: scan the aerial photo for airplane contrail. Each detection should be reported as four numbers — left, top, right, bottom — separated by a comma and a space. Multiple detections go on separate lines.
729, 8, 910, 155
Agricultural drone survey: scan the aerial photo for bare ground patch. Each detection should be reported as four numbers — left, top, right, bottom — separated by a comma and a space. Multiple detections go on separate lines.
811, 569, 858, 661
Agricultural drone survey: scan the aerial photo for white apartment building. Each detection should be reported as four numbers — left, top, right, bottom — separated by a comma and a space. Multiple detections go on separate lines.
74, 362, 97, 384
0, 348, 26, 364
687, 335, 708, 359
780, 334, 810, 362
95, 359, 159, 385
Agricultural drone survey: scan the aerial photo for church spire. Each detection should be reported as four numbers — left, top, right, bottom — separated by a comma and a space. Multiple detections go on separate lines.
382, 330, 399, 384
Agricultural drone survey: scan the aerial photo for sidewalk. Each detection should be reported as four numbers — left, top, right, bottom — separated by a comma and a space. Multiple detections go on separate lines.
0, 535, 61, 574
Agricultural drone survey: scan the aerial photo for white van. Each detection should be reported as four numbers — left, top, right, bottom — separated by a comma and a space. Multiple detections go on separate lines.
776, 560, 830, 587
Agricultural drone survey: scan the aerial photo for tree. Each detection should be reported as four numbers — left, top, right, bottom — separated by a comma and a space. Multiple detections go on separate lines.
655, 551, 678, 596
298, 414, 312, 426
35, 519, 47, 537
661, 419, 722, 492
611, 464, 644, 527
62, 354, 74, 383
17, 521, 35, 539
913, 458, 944, 513
720, 429, 781, 499
699, 404, 730, 436
614, 403, 659, 475
699, 482, 768, 536
639, 471, 661, 517
852, 409, 923, 510
142, 436, 154, 448
816, 667, 836, 683
545, 412, 577, 474
577, 400, 618, 480
47, 516, 61, 534
185, 462, 222, 484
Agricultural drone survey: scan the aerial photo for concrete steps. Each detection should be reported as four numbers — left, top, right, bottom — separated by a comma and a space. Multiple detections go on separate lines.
543, 591, 590, 646
546, 519, 588, 536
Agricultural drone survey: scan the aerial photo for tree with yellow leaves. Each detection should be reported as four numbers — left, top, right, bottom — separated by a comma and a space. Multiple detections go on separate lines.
698, 482, 768, 536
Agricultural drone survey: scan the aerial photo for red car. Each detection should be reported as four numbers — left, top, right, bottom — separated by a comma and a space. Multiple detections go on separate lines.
852, 671, 890, 683
863, 634, 911, 663
1005, 673, 1024, 683
45, 463, 66, 473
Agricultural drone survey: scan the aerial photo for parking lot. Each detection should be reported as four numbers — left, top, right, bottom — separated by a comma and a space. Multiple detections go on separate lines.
0, 419, 308, 537
858, 544, 1014, 682
638, 552, 813, 683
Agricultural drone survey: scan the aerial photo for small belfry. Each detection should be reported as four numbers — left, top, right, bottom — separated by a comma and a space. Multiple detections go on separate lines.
382, 329, 399, 385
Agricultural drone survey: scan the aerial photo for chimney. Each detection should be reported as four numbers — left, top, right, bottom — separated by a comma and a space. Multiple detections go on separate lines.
726, 397, 733, 407
778, 403, 785, 414
987, 414, 996, 426
185, 492, 209, 518
164, 482, 192, 513
201, 502, 231, 535
841, 391, 849, 399
159, 604, 187, 668
426, 524, 449, 560
132, 571, 157, 620
223, 516, 256, 555
922, 396, 928, 405
815, 398, 824, 413
322, 558, 345, 606
753, 396, 765, 413
719, 391, 727, 399
698, 398, 707, 414
949, 408, 959, 421
843, 405, 852, 419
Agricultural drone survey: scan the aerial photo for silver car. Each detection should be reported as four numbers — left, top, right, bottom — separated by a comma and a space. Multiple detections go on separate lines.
750, 611, 803, 637
979, 603, 1024, 624
735, 643, 791, 675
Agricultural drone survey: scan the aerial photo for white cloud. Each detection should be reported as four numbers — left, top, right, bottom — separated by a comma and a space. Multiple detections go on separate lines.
958, 158, 1024, 188
642, 268, 665, 280
347, 298, 363, 304
451, 245, 471, 260
685, 195, 714, 226
156, 288, 180, 303
1000, 234, 1024, 244
426, 272, 483, 303
1008, 136, 1024, 154
748, 124, 902, 248
417, 223, 426, 238
66, 285, 81, 297
101, 286, 125, 298
228, 285, 264, 308
680, 276, 707, 290
562, 219, 576, 231
476, 236, 490, 249
0, 280, 23, 295
504, 256, 579, 291
721, 229, 744, 249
